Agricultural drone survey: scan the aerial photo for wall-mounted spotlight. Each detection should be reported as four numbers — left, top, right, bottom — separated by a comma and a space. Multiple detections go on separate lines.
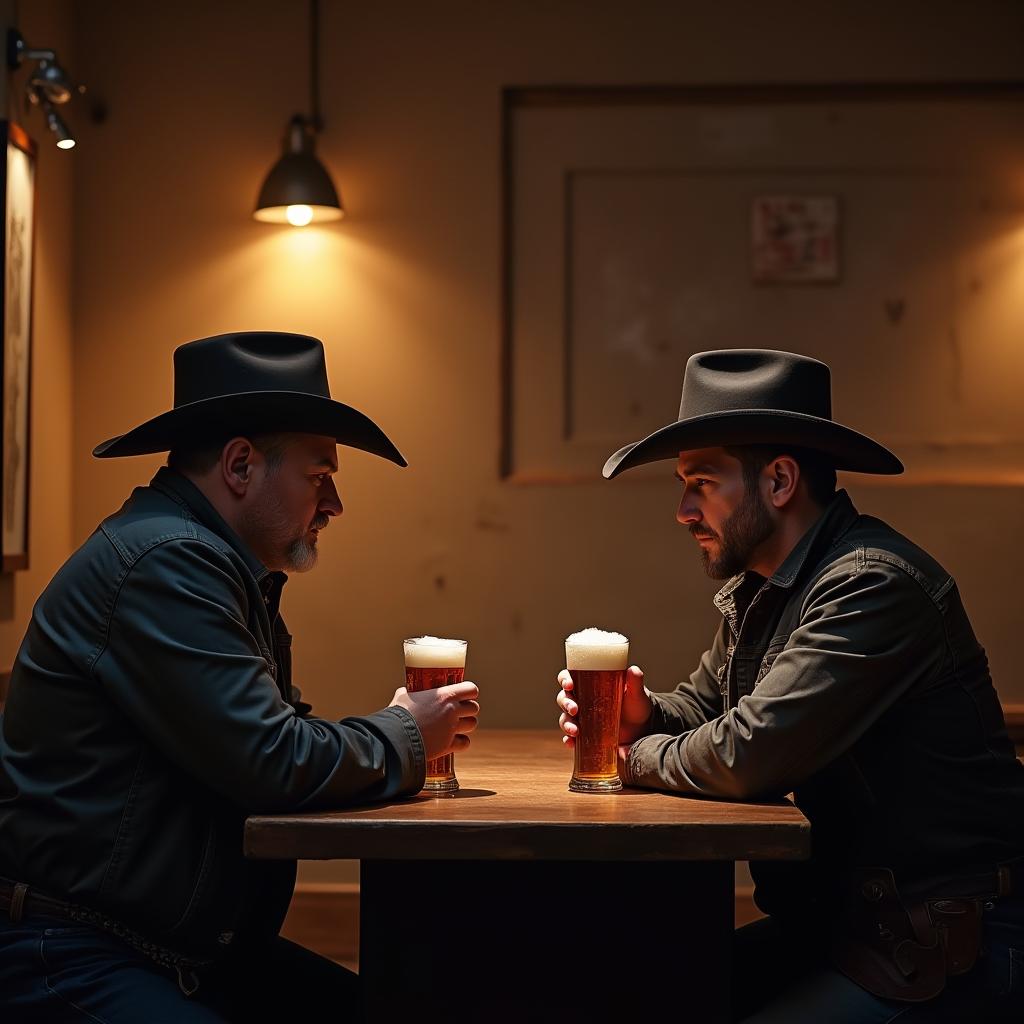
6, 29, 84, 150
40, 98, 75, 150
254, 0, 344, 226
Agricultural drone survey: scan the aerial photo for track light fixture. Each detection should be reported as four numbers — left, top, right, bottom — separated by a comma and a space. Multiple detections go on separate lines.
6, 29, 84, 151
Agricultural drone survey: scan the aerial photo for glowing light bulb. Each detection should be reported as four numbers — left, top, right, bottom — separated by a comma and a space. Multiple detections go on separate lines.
286, 204, 313, 227
56, 138, 76, 150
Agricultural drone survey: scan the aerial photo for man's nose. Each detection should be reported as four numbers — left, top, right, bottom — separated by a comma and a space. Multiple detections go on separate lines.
677, 496, 701, 526
320, 478, 343, 516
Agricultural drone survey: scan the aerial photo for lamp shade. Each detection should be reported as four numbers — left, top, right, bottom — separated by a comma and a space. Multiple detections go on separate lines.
254, 116, 344, 225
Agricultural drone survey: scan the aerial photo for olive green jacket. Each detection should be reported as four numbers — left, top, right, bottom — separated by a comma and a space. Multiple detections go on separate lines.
624, 490, 1024, 902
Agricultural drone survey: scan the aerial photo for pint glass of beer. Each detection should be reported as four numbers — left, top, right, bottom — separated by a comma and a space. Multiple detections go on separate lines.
403, 636, 467, 793
565, 628, 628, 793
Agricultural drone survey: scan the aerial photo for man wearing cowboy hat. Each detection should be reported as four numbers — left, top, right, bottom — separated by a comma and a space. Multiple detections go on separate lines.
557, 349, 1024, 1021
0, 332, 480, 1020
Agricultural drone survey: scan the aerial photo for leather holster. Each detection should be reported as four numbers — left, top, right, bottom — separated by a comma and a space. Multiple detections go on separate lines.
828, 867, 986, 1002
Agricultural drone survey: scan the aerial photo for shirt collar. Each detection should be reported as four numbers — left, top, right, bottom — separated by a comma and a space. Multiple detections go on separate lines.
712, 571, 765, 637
149, 466, 284, 591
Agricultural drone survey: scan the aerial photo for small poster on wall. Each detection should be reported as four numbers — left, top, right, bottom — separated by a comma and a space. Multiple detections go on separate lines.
751, 195, 840, 283
1, 122, 35, 572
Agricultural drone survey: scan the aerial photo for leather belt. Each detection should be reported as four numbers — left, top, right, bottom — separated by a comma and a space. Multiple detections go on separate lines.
0, 879, 75, 924
900, 856, 1024, 903
0, 876, 210, 995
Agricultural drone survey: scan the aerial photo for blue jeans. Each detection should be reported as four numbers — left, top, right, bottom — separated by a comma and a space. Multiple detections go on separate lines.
734, 897, 1024, 1022
0, 910, 359, 1022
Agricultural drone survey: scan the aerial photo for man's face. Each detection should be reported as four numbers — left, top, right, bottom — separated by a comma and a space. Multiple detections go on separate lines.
675, 448, 774, 580
240, 434, 342, 572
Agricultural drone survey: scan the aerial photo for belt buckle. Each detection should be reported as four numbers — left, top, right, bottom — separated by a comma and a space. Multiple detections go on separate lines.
997, 864, 1013, 898
9, 882, 28, 923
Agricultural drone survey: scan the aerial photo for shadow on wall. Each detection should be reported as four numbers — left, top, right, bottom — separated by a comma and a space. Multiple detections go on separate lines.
0, 577, 14, 621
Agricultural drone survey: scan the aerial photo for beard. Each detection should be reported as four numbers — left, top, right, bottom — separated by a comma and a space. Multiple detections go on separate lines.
282, 509, 331, 572
241, 492, 330, 573
283, 531, 320, 573
690, 484, 774, 580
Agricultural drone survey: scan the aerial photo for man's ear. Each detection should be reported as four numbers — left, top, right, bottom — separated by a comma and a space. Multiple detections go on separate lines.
766, 456, 800, 509
222, 438, 257, 496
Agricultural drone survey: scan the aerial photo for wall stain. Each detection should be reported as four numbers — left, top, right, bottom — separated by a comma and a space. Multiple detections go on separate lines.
884, 298, 906, 325
475, 501, 510, 533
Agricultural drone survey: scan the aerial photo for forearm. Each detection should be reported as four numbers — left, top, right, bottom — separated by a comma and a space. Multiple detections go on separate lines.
98, 538, 426, 811
624, 562, 944, 799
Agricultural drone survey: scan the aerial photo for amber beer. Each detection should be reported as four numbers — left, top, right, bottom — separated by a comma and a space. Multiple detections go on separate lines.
403, 636, 467, 793
566, 628, 628, 793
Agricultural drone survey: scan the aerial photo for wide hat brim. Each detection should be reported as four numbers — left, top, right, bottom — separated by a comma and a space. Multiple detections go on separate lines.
93, 391, 407, 466
602, 408, 902, 479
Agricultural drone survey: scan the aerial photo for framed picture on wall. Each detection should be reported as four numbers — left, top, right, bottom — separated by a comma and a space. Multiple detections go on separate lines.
751, 195, 840, 283
0, 122, 36, 572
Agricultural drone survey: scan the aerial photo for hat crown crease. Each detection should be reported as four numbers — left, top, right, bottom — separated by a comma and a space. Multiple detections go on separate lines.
172, 332, 331, 408
680, 350, 832, 420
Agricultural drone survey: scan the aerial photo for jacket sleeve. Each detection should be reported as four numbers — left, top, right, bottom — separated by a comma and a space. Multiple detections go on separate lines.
646, 621, 729, 735
624, 560, 945, 799
288, 683, 315, 719
92, 537, 425, 812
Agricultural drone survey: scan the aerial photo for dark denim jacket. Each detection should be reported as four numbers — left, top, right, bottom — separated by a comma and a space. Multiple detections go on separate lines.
626, 490, 1024, 907
0, 468, 425, 956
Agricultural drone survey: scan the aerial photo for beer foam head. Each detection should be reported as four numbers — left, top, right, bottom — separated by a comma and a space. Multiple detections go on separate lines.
565, 628, 629, 671
403, 635, 467, 668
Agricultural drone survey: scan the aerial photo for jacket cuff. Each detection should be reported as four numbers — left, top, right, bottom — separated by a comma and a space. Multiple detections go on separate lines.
624, 733, 667, 789
373, 706, 427, 793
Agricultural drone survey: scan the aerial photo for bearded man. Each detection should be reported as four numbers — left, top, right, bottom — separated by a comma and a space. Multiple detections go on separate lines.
0, 332, 479, 1021
557, 349, 1024, 1022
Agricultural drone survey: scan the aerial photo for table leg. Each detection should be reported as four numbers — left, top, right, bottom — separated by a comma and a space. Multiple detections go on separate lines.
359, 859, 733, 1023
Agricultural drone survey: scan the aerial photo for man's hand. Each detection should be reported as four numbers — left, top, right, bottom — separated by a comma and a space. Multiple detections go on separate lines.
556, 665, 652, 748
390, 682, 480, 761
616, 743, 633, 783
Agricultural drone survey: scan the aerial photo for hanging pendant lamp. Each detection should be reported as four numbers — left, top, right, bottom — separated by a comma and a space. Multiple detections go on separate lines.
253, 0, 343, 226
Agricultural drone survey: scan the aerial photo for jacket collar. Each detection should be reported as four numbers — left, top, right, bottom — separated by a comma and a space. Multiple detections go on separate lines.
768, 488, 859, 589
149, 466, 279, 588
713, 489, 859, 618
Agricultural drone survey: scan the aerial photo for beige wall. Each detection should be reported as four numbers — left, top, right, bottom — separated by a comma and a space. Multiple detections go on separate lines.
0, 0, 75, 662
61, 2, 1024, 884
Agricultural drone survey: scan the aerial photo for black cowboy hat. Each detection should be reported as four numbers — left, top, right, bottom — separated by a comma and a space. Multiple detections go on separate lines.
93, 331, 407, 466
602, 349, 902, 479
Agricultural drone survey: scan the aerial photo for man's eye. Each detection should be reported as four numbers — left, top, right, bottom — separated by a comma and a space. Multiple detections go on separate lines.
694, 478, 710, 488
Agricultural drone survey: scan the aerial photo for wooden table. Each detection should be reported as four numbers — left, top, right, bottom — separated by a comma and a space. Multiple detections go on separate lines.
245, 730, 810, 1023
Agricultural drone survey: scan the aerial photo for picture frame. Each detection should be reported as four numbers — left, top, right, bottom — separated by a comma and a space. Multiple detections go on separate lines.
1, 121, 35, 571
750, 194, 840, 283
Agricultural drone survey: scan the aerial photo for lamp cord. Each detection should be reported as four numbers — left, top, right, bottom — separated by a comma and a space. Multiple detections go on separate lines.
309, 0, 321, 134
